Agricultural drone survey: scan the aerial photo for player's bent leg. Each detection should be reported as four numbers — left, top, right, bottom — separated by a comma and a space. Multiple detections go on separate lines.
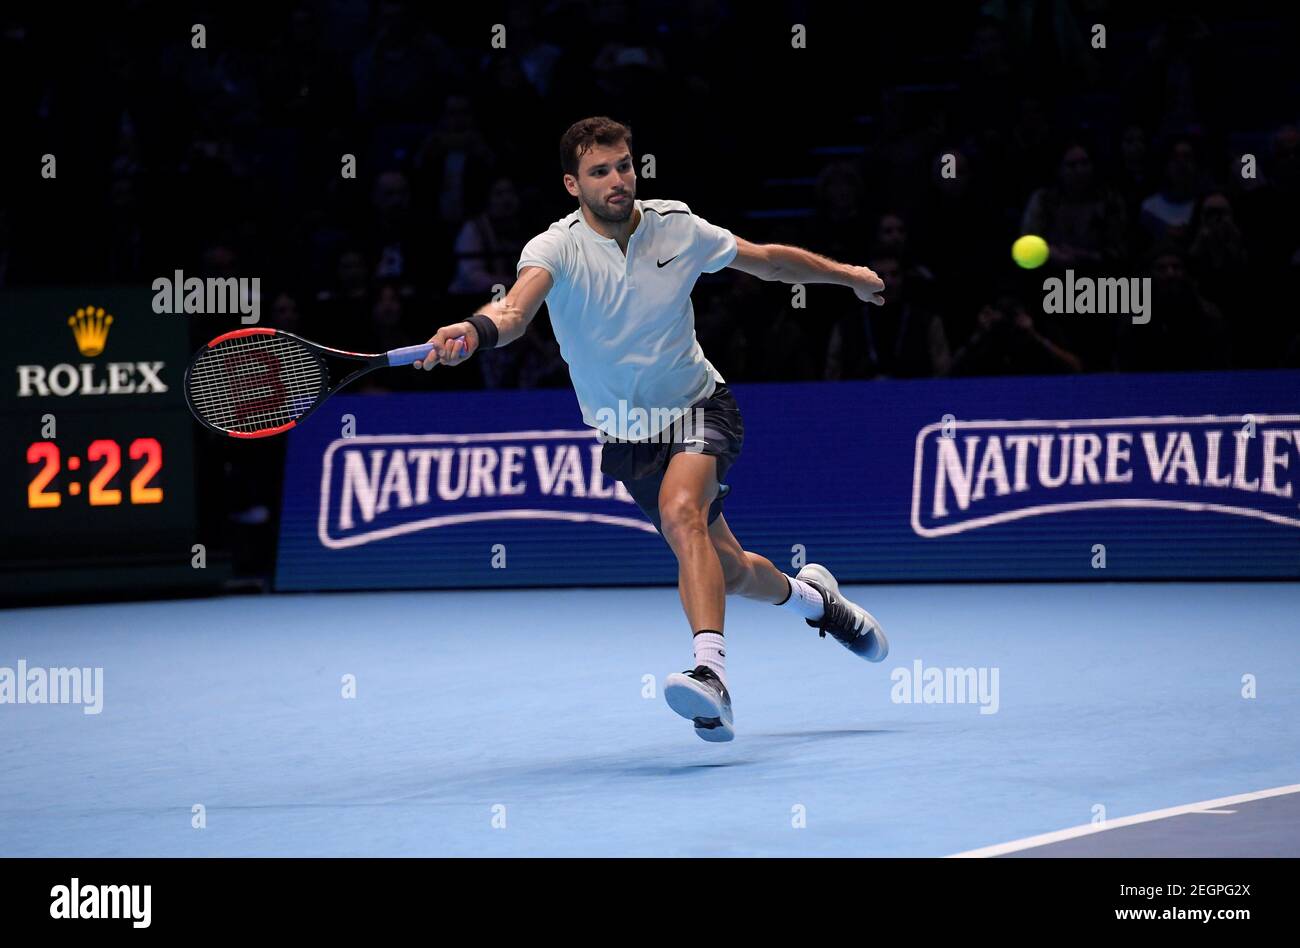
658, 452, 738, 741
705, 515, 890, 664
707, 514, 789, 603
658, 452, 726, 633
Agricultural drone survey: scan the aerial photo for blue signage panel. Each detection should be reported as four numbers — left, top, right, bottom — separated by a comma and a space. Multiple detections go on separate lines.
275, 371, 1300, 590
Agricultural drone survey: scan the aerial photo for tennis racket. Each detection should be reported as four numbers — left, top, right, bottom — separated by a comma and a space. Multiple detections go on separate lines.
183, 327, 464, 439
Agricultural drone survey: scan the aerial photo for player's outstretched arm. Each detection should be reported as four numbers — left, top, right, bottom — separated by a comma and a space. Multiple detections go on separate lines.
416, 266, 555, 369
726, 236, 886, 305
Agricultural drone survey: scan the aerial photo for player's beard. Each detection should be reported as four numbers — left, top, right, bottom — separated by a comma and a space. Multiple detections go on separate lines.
585, 187, 635, 223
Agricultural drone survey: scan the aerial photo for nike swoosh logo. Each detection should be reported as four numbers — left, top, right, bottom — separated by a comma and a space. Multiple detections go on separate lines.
657, 254, 680, 268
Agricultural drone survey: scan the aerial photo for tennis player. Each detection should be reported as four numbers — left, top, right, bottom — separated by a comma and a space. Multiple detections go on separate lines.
417, 117, 889, 741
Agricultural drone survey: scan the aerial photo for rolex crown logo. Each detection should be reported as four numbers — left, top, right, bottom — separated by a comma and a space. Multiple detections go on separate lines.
68, 305, 113, 357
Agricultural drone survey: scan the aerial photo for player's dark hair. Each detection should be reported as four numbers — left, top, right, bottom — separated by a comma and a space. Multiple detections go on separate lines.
560, 117, 633, 177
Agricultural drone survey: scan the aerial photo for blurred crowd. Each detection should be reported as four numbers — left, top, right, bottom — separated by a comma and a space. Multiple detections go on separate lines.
3, 0, 1299, 390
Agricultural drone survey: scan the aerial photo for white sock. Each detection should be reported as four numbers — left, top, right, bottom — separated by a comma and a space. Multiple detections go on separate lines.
692, 631, 727, 687
778, 576, 825, 621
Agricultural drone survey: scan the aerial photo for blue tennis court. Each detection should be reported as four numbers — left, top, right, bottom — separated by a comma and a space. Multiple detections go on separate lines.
3, 581, 1296, 857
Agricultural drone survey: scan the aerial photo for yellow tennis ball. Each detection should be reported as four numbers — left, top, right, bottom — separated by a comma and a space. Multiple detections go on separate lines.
1012, 234, 1050, 269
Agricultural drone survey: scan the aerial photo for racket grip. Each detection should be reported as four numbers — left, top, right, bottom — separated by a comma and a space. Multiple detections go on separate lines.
386, 337, 465, 366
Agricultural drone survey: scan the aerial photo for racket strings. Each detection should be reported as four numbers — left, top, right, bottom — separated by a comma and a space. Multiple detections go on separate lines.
188, 333, 328, 433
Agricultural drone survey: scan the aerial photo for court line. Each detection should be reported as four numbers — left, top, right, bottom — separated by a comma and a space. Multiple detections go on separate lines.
947, 783, 1300, 857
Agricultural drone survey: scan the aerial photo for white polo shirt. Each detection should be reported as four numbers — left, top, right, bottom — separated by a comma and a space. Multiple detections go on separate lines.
516, 198, 738, 439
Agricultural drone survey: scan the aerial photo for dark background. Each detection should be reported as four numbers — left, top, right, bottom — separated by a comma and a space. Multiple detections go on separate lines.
2, 0, 1298, 587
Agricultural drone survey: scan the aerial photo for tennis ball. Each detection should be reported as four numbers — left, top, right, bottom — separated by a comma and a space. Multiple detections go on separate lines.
1012, 234, 1050, 269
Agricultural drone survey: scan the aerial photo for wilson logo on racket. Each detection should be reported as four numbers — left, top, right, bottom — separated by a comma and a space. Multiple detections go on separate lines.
222, 347, 288, 426
184, 328, 462, 438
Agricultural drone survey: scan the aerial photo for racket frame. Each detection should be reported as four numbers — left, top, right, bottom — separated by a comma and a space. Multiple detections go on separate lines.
184, 327, 395, 439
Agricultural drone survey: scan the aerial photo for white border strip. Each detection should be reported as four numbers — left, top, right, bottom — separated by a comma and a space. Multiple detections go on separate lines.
947, 783, 1300, 857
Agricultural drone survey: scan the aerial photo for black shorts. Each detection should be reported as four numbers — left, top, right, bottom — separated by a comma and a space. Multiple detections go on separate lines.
598, 382, 745, 533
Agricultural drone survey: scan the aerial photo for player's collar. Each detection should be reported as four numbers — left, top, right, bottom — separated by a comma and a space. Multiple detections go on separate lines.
576, 201, 644, 244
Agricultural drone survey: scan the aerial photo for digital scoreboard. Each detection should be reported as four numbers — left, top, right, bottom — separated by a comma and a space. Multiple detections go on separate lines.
1, 287, 200, 601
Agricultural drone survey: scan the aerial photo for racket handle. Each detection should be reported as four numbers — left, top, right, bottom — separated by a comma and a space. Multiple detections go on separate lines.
386, 336, 466, 366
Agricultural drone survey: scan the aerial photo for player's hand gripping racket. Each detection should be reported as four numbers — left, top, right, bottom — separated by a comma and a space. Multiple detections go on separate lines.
183, 328, 464, 438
